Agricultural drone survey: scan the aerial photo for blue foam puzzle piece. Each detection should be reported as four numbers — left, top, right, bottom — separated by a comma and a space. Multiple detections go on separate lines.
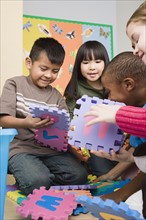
73, 204, 88, 215
77, 195, 144, 220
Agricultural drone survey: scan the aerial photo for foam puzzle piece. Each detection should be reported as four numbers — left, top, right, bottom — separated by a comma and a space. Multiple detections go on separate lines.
55, 189, 92, 198
68, 95, 125, 153
73, 204, 88, 215
29, 103, 70, 151
91, 179, 131, 196
17, 197, 28, 205
7, 190, 26, 203
17, 187, 77, 220
6, 184, 18, 192
87, 174, 97, 183
50, 184, 96, 190
77, 195, 144, 220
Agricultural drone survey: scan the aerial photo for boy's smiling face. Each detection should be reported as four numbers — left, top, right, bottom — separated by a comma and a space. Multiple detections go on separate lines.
25, 51, 61, 88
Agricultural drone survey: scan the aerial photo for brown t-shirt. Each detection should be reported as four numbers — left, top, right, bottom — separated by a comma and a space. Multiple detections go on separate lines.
0, 76, 69, 159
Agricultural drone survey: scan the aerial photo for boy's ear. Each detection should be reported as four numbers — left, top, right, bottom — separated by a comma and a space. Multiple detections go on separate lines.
25, 57, 32, 69
122, 78, 135, 91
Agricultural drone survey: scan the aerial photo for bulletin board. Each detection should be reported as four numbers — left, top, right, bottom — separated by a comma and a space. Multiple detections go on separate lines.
23, 15, 114, 94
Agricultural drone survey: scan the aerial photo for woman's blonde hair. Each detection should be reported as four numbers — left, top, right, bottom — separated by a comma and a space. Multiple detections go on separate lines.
126, 2, 146, 27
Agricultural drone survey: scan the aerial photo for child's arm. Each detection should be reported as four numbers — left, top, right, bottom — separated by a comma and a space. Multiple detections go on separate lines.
93, 147, 135, 182
96, 161, 133, 182
100, 171, 145, 204
0, 114, 53, 129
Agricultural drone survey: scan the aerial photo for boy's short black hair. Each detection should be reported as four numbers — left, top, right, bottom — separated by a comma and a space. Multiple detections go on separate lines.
102, 51, 146, 84
29, 37, 65, 65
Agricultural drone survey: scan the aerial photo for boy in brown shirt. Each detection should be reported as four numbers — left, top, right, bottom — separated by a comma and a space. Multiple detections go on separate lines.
0, 37, 88, 195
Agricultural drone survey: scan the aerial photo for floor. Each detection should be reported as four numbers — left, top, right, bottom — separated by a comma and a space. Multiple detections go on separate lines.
4, 175, 97, 220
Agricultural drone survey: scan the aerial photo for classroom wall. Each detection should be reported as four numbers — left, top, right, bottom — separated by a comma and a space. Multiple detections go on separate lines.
1, 0, 144, 93
116, 0, 144, 54
1, 0, 23, 93
23, 0, 144, 54
23, 0, 117, 56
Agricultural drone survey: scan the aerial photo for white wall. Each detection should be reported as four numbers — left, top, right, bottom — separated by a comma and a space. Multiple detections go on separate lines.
116, 0, 145, 53
1, 0, 23, 93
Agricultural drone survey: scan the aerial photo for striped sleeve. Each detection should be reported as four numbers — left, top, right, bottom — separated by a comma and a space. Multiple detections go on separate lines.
116, 106, 146, 138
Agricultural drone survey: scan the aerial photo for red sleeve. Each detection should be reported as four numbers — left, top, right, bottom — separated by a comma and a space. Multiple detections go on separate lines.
115, 106, 146, 138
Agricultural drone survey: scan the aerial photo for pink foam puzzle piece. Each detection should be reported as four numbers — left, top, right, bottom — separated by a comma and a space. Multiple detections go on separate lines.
35, 127, 68, 151
29, 103, 70, 151
68, 95, 125, 153
17, 187, 77, 220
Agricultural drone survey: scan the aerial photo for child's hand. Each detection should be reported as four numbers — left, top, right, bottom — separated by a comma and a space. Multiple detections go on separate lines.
91, 148, 134, 163
84, 104, 121, 126
24, 114, 54, 128
92, 173, 114, 183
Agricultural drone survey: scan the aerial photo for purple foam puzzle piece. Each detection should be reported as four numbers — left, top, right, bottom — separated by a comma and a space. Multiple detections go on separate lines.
6, 184, 18, 192
50, 184, 96, 190
68, 95, 125, 153
29, 104, 70, 130
29, 103, 70, 151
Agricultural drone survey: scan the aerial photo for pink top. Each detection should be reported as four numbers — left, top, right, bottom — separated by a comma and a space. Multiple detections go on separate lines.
116, 106, 146, 138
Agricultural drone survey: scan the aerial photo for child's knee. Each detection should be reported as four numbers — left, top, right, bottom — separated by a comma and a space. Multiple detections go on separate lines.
72, 167, 88, 184
19, 174, 54, 195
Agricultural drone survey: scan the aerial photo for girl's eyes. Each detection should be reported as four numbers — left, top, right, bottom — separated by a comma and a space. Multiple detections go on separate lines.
132, 43, 135, 50
82, 60, 101, 64
82, 61, 89, 64
95, 60, 101, 63
132, 34, 139, 45
132, 39, 139, 50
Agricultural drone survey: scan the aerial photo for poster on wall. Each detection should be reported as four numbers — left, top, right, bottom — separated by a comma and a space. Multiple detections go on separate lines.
23, 15, 114, 94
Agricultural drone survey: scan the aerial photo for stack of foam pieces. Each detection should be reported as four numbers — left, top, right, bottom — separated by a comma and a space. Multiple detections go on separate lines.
6, 177, 144, 219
